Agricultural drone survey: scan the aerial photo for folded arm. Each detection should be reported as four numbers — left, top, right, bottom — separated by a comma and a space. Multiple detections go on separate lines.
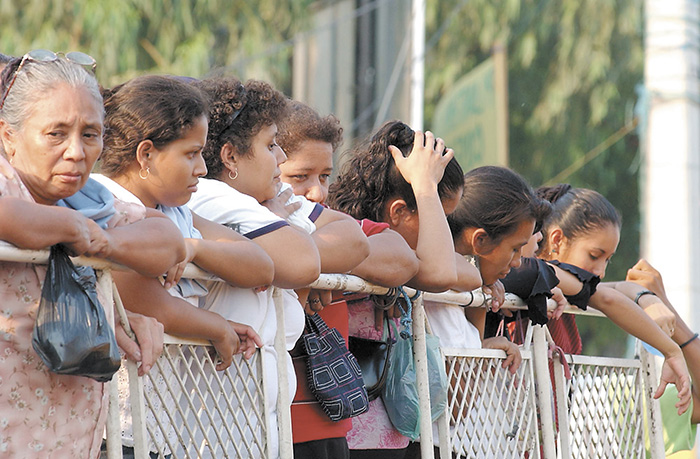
0, 197, 93, 250
253, 225, 320, 288
104, 212, 186, 277
350, 228, 419, 287
189, 211, 274, 288
312, 208, 370, 273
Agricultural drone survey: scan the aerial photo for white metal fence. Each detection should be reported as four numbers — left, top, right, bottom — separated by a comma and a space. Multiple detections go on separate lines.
0, 246, 667, 458
130, 336, 268, 458
551, 336, 664, 459
107, 266, 282, 459
439, 346, 540, 457
111, 272, 666, 459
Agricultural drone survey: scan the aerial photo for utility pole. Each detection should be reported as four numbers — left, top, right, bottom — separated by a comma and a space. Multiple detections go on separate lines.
410, 0, 425, 130
643, 0, 700, 342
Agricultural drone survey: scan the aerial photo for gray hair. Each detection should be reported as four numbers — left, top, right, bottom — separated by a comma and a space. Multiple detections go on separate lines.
0, 58, 102, 130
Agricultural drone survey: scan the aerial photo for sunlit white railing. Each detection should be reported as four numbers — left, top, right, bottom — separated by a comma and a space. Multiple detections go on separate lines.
551, 333, 664, 459
0, 245, 666, 459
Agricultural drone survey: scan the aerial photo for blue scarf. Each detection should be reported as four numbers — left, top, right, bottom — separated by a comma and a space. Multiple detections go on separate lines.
156, 205, 208, 299
57, 178, 116, 229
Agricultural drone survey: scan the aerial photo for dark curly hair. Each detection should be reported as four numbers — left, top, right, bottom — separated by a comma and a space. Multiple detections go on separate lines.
326, 120, 464, 222
447, 166, 552, 244
195, 77, 290, 179
101, 75, 209, 177
277, 101, 343, 156
536, 184, 621, 255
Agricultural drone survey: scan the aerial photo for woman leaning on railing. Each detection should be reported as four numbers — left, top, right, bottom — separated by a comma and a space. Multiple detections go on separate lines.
0, 51, 179, 458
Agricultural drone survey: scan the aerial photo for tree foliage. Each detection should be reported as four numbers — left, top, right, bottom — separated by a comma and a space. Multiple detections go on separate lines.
0, 0, 313, 90
424, 0, 644, 356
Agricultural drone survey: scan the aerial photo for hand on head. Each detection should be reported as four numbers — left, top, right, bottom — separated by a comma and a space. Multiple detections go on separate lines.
388, 130, 454, 191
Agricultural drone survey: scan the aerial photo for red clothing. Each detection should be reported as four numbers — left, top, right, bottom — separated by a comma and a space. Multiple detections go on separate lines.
291, 218, 390, 444
291, 294, 351, 443
547, 315, 583, 355
545, 315, 582, 431
359, 218, 390, 236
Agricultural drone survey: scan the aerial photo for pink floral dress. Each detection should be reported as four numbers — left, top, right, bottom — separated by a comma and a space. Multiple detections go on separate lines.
0, 156, 145, 458
346, 297, 409, 450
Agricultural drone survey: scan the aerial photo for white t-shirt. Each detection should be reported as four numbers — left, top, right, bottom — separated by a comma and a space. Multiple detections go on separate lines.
188, 179, 325, 346
424, 300, 481, 350
188, 178, 324, 458
424, 300, 483, 451
188, 178, 288, 338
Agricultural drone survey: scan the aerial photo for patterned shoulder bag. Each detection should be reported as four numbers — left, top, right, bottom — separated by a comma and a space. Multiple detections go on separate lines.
303, 312, 370, 421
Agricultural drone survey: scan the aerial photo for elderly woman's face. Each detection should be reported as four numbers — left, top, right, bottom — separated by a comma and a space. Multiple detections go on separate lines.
4, 83, 103, 204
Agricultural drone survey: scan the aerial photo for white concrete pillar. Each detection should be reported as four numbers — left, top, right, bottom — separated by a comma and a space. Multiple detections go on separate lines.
643, 0, 700, 333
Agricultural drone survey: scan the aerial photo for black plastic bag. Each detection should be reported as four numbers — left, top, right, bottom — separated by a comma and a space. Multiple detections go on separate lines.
32, 244, 121, 382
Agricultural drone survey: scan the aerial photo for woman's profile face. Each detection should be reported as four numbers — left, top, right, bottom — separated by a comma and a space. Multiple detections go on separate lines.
556, 222, 620, 279
4, 83, 103, 205
478, 218, 535, 285
233, 123, 286, 203
139, 114, 208, 208
280, 139, 333, 204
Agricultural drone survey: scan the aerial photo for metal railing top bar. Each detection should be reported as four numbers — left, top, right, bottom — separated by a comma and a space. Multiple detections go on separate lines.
0, 241, 130, 271
440, 346, 534, 360
0, 244, 602, 318
309, 273, 604, 317
563, 353, 643, 368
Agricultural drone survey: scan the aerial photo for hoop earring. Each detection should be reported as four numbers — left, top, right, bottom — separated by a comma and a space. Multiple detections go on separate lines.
139, 167, 150, 180
228, 168, 238, 180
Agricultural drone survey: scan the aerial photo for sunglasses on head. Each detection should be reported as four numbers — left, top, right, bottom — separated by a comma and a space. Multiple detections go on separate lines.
218, 83, 247, 140
227, 82, 247, 124
0, 49, 97, 110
